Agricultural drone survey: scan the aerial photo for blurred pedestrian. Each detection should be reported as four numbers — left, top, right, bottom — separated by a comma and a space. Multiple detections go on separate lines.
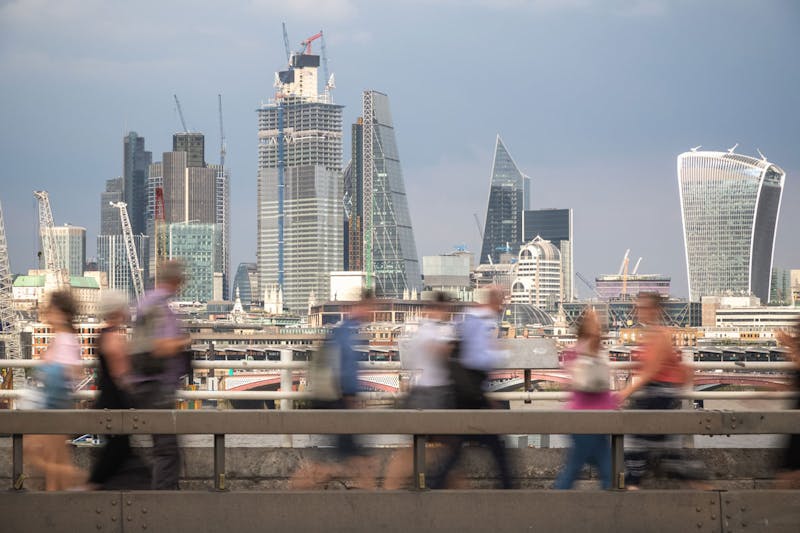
25, 290, 85, 490
87, 291, 149, 489
292, 290, 376, 489
384, 292, 455, 489
776, 316, 800, 486
617, 292, 699, 489
128, 260, 191, 490
555, 307, 615, 490
429, 287, 513, 490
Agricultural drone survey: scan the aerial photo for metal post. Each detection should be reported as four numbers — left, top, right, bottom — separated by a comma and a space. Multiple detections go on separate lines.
12, 434, 23, 490
280, 348, 293, 447
611, 434, 625, 490
413, 434, 427, 491
523, 369, 532, 404
214, 434, 226, 491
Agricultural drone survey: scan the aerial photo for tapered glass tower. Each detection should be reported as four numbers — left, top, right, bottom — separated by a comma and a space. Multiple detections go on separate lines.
678, 149, 785, 303
480, 136, 530, 264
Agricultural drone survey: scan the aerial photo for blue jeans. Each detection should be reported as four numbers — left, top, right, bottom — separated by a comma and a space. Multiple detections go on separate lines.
555, 434, 611, 490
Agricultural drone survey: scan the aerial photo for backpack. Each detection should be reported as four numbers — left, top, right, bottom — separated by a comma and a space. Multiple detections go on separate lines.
308, 337, 342, 402
448, 318, 488, 409
570, 351, 610, 393
128, 302, 167, 377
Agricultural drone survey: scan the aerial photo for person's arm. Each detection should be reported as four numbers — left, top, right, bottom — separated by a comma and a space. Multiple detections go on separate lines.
776, 330, 800, 369
617, 329, 671, 402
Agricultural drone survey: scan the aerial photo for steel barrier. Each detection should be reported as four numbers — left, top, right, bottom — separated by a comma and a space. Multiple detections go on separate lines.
2, 409, 798, 492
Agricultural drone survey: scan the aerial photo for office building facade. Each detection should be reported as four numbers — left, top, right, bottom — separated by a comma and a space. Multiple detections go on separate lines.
123, 132, 152, 236
51, 225, 86, 277
168, 223, 219, 302
257, 49, 343, 313
480, 135, 530, 265
678, 150, 785, 302
510, 236, 562, 311
96, 234, 148, 299
232, 262, 258, 308
522, 208, 573, 302
100, 178, 123, 235
344, 91, 421, 298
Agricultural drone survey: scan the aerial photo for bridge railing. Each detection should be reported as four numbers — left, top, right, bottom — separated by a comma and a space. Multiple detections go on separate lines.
2, 409, 798, 491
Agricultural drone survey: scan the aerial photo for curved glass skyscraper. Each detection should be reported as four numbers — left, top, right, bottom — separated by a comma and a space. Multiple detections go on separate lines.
678, 150, 785, 303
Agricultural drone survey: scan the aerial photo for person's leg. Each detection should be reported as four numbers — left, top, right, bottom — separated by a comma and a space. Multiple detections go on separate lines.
428, 437, 465, 489
485, 435, 513, 489
151, 433, 180, 490
555, 435, 592, 490
90, 435, 132, 487
592, 435, 612, 490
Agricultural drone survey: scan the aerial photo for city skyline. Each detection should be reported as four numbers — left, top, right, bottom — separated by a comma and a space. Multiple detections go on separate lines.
1, 1, 798, 299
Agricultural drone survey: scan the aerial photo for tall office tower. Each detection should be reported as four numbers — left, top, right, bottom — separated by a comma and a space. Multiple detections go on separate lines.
522, 208, 574, 302
480, 135, 530, 265
173, 133, 205, 168
100, 178, 123, 235
168, 223, 218, 302
770, 267, 792, 305
232, 262, 258, 307
97, 234, 148, 297
510, 236, 562, 312
51, 225, 86, 277
257, 44, 343, 313
123, 132, 152, 236
210, 163, 230, 300
343, 91, 421, 298
678, 149, 785, 303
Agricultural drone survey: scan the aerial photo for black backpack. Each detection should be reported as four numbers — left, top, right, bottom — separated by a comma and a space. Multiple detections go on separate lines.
448, 317, 488, 409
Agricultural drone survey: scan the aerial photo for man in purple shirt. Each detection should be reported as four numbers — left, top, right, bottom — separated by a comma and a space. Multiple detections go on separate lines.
130, 260, 191, 490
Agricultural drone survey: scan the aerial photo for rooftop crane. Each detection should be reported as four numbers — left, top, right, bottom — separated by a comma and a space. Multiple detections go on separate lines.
33, 190, 67, 288
576, 271, 602, 300
173, 94, 189, 133
282, 22, 291, 63
617, 249, 631, 297
297, 30, 333, 97
0, 199, 24, 390
473, 213, 484, 240
631, 257, 643, 276
111, 202, 144, 302
218, 94, 226, 167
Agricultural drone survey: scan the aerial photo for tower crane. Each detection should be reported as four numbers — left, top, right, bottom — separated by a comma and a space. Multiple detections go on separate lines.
297, 30, 333, 98
282, 22, 291, 63
0, 199, 24, 390
576, 271, 602, 300
33, 190, 67, 288
173, 94, 189, 133
473, 213, 484, 240
218, 94, 226, 167
111, 202, 144, 302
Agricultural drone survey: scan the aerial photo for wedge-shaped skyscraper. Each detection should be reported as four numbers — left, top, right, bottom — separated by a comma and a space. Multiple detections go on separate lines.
344, 91, 421, 298
678, 149, 785, 303
480, 136, 530, 264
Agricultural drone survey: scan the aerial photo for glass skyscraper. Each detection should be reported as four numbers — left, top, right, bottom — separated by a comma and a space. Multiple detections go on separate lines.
123, 132, 152, 236
345, 90, 421, 298
678, 149, 785, 303
522, 208, 573, 302
480, 136, 530, 264
257, 49, 343, 313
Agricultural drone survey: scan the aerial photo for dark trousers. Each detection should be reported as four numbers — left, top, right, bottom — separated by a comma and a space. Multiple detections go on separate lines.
132, 379, 181, 490
89, 435, 133, 486
555, 434, 611, 490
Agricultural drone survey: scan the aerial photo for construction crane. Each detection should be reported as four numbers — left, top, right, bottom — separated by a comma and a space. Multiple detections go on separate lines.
282, 22, 291, 63
297, 30, 333, 97
617, 249, 631, 297
111, 202, 144, 302
576, 272, 603, 300
0, 199, 24, 391
300, 31, 322, 54
33, 190, 67, 288
631, 257, 643, 276
218, 94, 226, 167
473, 213, 484, 240
173, 94, 189, 133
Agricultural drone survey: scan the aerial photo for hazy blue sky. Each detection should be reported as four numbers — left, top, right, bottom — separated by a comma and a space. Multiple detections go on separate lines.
1, 0, 798, 298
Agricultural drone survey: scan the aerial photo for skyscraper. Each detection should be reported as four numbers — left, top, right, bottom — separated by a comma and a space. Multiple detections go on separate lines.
678, 149, 785, 303
510, 236, 562, 311
257, 44, 343, 313
97, 234, 148, 298
51, 225, 86, 277
100, 178, 123, 235
123, 132, 152, 236
480, 136, 530, 264
522, 208, 573, 302
344, 90, 421, 298
168, 222, 218, 302
232, 262, 258, 307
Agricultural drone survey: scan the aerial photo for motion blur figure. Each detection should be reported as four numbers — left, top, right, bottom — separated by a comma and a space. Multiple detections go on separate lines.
87, 291, 149, 490
618, 293, 699, 489
25, 290, 85, 490
128, 260, 192, 490
554, 307, 615, 490
384, 292, 455, 489
292, 290, 376, 489
776, 316, 800, 487
429, 287, 513, 489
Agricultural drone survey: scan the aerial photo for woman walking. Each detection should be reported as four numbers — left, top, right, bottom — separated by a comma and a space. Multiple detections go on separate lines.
776, 317, 800, 486
555, 308, 615, 490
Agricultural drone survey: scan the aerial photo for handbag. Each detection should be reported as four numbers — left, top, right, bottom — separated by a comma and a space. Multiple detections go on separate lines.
570, 351, 610, 393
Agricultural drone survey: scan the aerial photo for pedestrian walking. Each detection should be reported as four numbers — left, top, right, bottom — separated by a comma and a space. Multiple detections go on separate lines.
776, 316, 800, 487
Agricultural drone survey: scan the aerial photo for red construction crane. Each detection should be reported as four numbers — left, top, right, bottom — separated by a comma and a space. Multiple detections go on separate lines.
301, 32, 322, 54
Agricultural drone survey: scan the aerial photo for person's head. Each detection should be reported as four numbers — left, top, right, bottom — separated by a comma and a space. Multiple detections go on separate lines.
427, 291, 451, 321
636, 292, 663, 325
483, 286, 505, 315
576, 307, 601, 341
99, 290, 130, 327
45, 290, 76, 332
351, 288, 375, 322
158, 260, 185, 294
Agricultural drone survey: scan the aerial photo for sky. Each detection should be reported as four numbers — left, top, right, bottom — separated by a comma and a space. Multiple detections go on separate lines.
1, 0, 798, 298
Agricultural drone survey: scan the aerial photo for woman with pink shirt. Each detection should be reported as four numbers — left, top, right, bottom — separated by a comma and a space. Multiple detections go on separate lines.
26, 290, 84, 490
555, 308, 615, 490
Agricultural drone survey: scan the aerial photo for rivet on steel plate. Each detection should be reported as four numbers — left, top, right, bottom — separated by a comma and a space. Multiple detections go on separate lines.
127, 516, 133, 522
96, 524, 102, 530
696, 507, 702, 512
142, 508, 147, 514
106, 416, 112, 422
127, 500, 132, 506
112, 501, 118, 506
111, 517, 117, 522
711, 514, 716, 520
696, 522, 702, 528
96, 508, 102, 514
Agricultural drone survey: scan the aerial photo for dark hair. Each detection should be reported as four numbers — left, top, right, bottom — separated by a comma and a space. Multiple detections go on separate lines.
637, 292, 663, 310
48, 290, 76, 331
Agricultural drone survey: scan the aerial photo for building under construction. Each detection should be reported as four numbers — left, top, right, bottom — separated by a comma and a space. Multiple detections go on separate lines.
257, 30, 343, 314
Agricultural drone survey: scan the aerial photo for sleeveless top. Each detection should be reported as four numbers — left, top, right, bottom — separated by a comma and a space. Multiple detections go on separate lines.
94, 327, 131, 410
636, 329, 685, 384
